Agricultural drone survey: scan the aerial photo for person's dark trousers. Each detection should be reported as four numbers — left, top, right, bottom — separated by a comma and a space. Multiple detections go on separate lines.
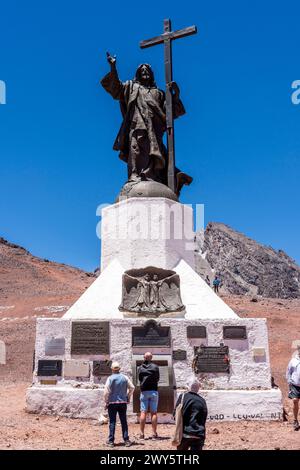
107, 403, 129, 443
177, 437, 204, 451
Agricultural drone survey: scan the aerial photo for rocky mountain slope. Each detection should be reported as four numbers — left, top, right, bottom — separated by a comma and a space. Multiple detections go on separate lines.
196, 222, 300, 299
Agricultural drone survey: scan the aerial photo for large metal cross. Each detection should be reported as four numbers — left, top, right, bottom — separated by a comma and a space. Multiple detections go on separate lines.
140, 19, 197, 193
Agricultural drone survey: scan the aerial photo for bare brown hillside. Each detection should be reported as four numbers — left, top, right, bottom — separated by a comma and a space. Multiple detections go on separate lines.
0, 237, 95, 319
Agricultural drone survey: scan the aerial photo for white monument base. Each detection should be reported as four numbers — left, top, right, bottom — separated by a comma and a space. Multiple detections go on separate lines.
26, 198, 282, 423
26, 317, 283, 423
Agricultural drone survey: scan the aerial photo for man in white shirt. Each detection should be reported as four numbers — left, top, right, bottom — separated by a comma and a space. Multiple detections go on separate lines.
286, 345, 300, 431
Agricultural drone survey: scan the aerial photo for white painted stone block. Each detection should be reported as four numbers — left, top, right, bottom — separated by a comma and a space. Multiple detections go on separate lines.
100, 198, 195, 272
0, 340, 6, 365
26, 385, 282, 422
26, 386, 103, 419
199, 389, 283, 421
33, 319, 71, 381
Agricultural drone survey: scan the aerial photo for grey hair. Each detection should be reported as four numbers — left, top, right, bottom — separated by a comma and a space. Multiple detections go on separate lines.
187, 377, 200, 393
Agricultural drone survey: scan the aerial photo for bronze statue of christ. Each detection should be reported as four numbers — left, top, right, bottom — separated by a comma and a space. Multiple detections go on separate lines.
101, 53, 192, 196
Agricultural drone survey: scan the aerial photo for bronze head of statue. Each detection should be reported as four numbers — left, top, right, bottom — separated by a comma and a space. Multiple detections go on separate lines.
134, 64, 156, 88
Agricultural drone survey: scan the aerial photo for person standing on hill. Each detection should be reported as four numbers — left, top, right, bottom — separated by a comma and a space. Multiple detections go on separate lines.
213, 275, 221, 294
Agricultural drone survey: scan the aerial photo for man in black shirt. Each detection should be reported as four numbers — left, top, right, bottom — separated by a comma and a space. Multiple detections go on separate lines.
174, 378, 208, 451
138, 352, 160, 439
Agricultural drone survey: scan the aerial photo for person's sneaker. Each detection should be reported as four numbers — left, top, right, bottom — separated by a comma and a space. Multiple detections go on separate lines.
106, 441, 114, 448
139, 433, 145, 440
151, 433, 159, 440
293, 420, 300, 431
124, 440, 132, 447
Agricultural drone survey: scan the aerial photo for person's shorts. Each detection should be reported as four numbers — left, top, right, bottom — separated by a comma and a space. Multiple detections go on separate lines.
288, 383, 300, 399
140, 390, 159, 413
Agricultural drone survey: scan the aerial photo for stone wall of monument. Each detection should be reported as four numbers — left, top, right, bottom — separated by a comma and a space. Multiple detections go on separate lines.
32, 317, 272, 390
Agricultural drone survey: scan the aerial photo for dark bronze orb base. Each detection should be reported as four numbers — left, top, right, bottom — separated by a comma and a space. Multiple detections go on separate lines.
116, 180, 178, 202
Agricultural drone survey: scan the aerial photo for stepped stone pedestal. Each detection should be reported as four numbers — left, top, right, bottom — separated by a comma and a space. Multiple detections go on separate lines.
26, 198, 282, 423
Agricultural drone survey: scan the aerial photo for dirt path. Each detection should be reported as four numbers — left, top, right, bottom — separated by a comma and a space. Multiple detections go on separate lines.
0, 297, 300, 450
0, 383, 299, 450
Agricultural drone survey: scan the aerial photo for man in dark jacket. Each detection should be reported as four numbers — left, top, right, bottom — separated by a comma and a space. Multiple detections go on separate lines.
174, 378, 208, 451
138, 352, 160, 439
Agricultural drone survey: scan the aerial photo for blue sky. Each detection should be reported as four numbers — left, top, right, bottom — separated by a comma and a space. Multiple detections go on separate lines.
0, 0, 299, 271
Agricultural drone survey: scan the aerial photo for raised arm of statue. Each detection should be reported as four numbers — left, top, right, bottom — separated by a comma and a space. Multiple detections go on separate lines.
101, 52, 125, 101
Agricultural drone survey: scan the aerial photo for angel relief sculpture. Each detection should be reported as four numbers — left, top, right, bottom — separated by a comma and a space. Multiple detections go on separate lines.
119, 267, 185, 315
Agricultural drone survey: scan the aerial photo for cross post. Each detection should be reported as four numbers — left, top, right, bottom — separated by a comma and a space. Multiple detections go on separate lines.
140, 19, 197, 193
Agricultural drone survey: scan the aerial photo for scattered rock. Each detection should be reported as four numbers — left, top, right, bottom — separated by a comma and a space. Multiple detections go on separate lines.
211, 428, 220, 434
98, 415, 108, 425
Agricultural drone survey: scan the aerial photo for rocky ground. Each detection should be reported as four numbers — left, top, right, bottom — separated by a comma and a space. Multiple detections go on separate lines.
0, 381, 299, 451
0, 236, 299, 450
0, 295, 299, 450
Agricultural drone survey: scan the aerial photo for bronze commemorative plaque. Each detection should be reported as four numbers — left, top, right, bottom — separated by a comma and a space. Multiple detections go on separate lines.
37, 360, 62, 376
193, 345, 230, 373
172, 349, 187, 360
93, 360, 112, 376
223, 326, 247, 340
187, 325, 207, 338
132, 320, 171, 347
71, 321, 109, 355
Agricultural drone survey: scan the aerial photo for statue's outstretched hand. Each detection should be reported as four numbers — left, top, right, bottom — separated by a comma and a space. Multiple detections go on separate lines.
106, 51, 117, 67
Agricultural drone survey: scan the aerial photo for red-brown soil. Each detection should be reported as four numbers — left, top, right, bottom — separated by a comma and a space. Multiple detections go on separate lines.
0, 238, 299, 449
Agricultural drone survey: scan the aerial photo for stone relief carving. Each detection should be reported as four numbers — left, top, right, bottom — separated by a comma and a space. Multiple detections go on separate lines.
119, 267, 185, 314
